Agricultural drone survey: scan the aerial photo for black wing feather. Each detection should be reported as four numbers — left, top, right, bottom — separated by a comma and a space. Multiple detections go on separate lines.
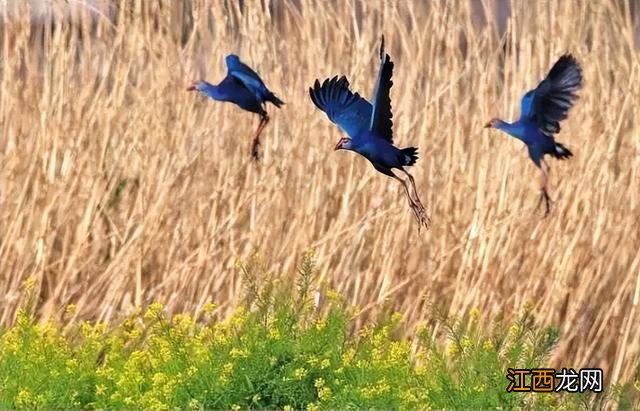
369, 36, 394, 142
519, 54, 583, 135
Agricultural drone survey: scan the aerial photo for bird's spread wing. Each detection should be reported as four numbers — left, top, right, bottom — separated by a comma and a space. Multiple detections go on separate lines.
225, 54, 267, 95
309, 75, 372, 139
369, 36, 394, 143
519, 54, 583, 136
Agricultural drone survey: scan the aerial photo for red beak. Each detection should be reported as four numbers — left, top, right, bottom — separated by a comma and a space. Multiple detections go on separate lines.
484, 122, 492, 128
186, 85, 196, 91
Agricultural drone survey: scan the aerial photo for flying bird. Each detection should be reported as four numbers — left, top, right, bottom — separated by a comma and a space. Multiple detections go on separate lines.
309, 36, 430, 229
485, 54, 583, 215
187, 54, 284, 159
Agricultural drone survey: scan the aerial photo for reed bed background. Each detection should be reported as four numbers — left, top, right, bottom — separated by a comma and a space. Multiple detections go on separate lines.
1, 0, 639, 385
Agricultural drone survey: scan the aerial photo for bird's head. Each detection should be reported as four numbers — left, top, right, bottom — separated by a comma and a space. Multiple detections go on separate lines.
334, 137, 353, 151
484, 118, 501, 128
186, 80, 205, 92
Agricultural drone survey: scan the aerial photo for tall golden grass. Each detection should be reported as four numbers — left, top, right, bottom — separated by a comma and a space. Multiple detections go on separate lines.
1, 0, 639, 384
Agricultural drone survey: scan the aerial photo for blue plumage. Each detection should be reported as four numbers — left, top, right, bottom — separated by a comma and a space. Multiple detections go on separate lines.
486, 54, 583, 214
188, 54, 284, 159
308, 76, 372, 138
309, 36, 430, 229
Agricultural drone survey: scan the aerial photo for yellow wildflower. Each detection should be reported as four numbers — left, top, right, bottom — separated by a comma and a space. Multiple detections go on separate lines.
293, 367, 308, 380
320, 358, 330, 369
482, 339, 495, 350
307, 356, 319, 367
461, 336, 472, 352
283, 406, 294, 411
65, 358, 78, 370
144, 302, 164, 321
315, 318, 327, 330
22, 276, 36, 292
390, 312, 403, 324
342, 348, 356, 365
152, 372, 168, 386
307, 402, 320, 411
318, 386, 332, 401
171, 314, 194, 337
372, 326, 390, 347
15, 389, 35, 408
65, 304, 77, 315
372, 347, 383, 363
230, 307, 248, 328
96, 384, 107, 396
268, 328, 281, 340
358, 326, 372, 338
126, 326, 142, 340
222, 362, 234, 375
231, 404, 241, 411
326, 289, 342, 302
446, 341, 459, 356
314, 378, 325, 388
96, 366, 114, 380
188, 398, 201, 410
349, 307, 362, 319
360, 379, 391, 399
203, 302, 216, 314
377, 378, 390, 394
389, 341, 410, 363
523, 299, 534, 313
230, 347, 249, 359
470, 307, 481, 321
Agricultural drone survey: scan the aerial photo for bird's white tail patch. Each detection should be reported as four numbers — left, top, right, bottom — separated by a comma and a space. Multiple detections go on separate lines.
404, 155, 411, 163
555, 145, 566, 154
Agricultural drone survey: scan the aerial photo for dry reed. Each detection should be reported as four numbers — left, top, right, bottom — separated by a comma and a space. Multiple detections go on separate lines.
1, 0, 639, 384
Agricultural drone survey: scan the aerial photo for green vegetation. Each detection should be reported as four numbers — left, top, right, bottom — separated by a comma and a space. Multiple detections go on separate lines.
0, 254, 627, 410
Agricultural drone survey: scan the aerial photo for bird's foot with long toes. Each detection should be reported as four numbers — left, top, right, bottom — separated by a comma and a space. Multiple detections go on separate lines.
409, 201, 431, 231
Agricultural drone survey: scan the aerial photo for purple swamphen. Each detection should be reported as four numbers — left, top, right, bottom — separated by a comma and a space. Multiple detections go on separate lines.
309, 36, 430, 229
188, 54, 284, 159
485, 54, 583, 215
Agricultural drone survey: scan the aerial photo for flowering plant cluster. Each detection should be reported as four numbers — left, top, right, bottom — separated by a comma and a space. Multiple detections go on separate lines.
0, 254, 634, 410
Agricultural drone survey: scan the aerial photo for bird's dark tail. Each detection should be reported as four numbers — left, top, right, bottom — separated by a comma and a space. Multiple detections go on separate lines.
401, 147, 419, 167
266, 91, 284, 108
550, 142, 573, 160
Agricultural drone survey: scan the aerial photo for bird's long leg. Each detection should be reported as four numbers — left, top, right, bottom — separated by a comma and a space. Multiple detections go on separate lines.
391, 174, 422, 223
251, 115, 270, 160
400, 169, 431, 228
537, 159, 553, 216
391, 173, 430, 230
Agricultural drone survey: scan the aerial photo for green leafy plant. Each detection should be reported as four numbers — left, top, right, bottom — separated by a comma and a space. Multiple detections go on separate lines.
0, 254, 630, 410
